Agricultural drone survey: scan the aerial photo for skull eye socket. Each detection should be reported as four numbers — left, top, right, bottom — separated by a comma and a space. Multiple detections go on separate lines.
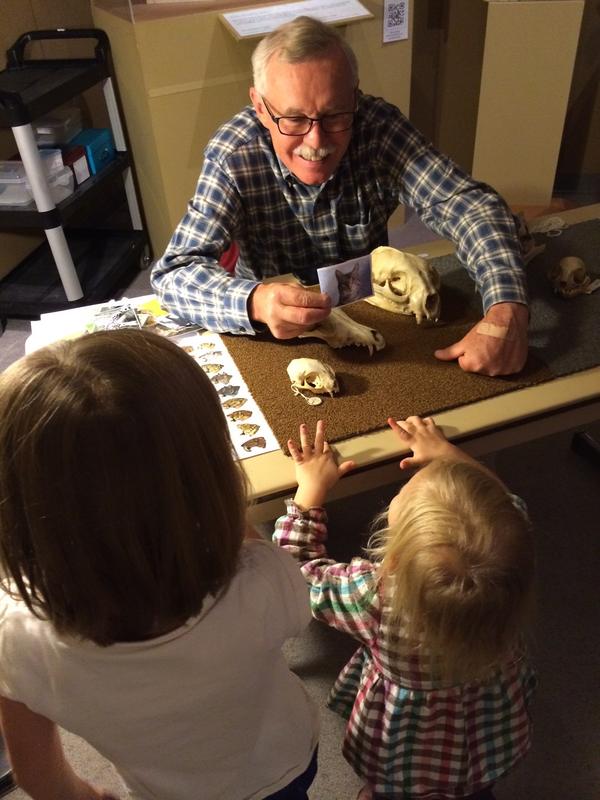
389, 275, 408, 296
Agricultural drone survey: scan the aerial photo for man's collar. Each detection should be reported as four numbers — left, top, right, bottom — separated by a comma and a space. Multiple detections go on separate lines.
275, 154, 336, 191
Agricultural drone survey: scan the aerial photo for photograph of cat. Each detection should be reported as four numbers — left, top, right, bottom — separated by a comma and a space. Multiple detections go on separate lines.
335, 263, 363, 305
317, 255, 373, 307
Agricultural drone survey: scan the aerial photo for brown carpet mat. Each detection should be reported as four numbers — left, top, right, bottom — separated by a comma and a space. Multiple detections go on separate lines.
223, 219, 600, 450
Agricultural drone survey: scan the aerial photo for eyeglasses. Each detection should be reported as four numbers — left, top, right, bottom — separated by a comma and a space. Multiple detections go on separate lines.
260, 95, 356, 136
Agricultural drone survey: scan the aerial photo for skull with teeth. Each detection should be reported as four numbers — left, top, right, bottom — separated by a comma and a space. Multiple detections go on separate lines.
299, 307, 385, 355
287, 358, 338, 405
366, 246, 441, 324
548, 256, 591, 298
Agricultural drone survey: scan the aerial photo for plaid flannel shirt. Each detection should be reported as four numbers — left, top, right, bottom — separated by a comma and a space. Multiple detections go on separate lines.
273, 499, 536, 798
151, 93, 527, 334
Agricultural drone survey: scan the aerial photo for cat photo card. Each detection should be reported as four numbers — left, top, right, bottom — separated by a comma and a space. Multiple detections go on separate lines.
317, 254, 374, 307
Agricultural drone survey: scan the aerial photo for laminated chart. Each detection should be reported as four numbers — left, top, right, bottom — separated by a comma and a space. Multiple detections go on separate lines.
174, 331, 279, 460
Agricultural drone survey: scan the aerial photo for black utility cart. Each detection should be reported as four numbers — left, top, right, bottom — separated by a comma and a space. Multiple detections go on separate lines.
0, 28, 148, 318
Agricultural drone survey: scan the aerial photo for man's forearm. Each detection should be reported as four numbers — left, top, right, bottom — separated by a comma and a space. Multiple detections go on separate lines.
151, 258, 258, 334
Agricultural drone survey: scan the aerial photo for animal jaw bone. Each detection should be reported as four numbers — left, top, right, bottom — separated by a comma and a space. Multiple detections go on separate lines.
365, 246, 441, 324
299, 307, 385, 355
287, 358, 338, 406
548, 256, 600, 298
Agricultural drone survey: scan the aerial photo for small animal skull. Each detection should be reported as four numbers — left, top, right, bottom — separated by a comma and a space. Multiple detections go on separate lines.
548, 256, 591, 298
287, 358, 338, 405
366, 246, 441, 323
299, 307, 385, 355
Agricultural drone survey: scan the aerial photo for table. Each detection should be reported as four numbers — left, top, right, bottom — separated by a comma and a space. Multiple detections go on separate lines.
244, 204, 600, 523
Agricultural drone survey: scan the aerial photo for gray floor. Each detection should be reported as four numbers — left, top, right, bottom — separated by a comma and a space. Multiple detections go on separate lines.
1, 214, 599, 799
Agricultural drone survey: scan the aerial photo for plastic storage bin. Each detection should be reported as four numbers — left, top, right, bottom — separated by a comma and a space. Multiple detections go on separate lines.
0, 162, 32, 205
47, 166, 74, 203
34, 106, 82, 146
0, 161, 74, 206
69, 128, 116, 174
39, 148, 64, 176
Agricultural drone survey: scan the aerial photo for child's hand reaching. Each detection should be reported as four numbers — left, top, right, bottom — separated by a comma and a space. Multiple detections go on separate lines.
388, 415, 456, 469
289, 420, 356, 510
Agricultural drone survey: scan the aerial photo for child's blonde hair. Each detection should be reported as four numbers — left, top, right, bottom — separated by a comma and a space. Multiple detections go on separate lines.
369, 459, 534, 683
0, 329, 247, 646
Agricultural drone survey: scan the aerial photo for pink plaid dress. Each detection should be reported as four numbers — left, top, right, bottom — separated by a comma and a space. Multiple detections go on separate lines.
273, 500, 536, 799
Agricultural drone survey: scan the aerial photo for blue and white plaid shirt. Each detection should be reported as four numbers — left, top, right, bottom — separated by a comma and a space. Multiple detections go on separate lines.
151, 93, 527, 334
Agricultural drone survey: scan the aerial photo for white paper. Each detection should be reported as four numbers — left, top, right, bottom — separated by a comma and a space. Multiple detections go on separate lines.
382, 0, 408, 43
26, 297, 280, 462
174, 332, 280, 460
222, 0, 372, 39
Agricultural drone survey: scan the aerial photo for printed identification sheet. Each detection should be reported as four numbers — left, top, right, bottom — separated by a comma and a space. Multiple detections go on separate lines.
173, 331, 279, 461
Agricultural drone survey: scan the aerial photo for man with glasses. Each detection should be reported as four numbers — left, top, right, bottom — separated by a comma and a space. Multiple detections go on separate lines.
152, 16, 528, 376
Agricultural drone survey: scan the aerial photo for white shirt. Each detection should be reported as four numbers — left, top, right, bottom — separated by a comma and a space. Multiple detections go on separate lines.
0, 540, 319, 799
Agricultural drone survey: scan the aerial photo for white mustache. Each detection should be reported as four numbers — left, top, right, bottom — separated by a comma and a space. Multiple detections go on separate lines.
293, 144, 335, 161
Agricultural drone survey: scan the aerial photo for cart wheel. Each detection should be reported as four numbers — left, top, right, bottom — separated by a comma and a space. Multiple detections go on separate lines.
139, 245, 152, 271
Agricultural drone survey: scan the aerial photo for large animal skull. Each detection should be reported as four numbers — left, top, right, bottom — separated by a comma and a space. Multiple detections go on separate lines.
299, 307, 385, 355
287, 358, 338, 405
366, 246, 441, 324
548, 256, 593, 298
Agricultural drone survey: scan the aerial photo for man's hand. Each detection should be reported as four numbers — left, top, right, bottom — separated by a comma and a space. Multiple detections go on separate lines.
434, 302, 529, 376
249, 283, 331, 339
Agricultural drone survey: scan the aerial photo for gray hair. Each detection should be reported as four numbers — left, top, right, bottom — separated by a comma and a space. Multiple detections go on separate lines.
251, 16, 359, 95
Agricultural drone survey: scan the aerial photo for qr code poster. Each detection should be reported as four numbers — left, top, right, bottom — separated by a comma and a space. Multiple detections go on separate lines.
383, 0, 408, 43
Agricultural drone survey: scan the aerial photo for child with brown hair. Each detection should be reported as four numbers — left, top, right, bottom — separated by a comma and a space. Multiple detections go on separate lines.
274, 416, 536, 800
0, 329, 318, 800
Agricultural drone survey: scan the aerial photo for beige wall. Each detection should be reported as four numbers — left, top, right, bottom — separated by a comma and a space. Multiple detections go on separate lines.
411, 0, 597, 200
556, 0, 600, 182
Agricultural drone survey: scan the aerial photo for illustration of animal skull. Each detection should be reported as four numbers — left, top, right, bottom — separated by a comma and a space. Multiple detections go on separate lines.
287, 358, 338, 405
366, 246, 441, 323
299, 307, 385, 355
548, 256, 591, 298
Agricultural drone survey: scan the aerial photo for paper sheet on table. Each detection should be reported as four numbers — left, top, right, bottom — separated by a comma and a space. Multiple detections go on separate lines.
220, 0, 372, 39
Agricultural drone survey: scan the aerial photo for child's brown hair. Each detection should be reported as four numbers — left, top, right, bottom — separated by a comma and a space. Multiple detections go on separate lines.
370, 459, 534, 683
0, 329, 247, 645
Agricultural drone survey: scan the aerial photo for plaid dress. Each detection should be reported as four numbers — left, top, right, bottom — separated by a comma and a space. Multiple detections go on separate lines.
273, 500, 537, 799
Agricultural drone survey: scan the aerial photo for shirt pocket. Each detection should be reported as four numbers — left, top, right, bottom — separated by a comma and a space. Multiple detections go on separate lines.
340, 207, 388, 255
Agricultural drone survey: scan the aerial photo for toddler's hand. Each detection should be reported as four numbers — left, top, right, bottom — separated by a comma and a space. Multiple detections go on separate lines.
388, 415, 454, 469
289, 420, 355, 510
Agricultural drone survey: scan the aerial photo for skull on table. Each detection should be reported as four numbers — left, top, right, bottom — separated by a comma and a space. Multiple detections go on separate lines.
366, 246, 441, 323
287, 358, 338, 405
299, 307, 385, 355
548, 256, 591, 298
